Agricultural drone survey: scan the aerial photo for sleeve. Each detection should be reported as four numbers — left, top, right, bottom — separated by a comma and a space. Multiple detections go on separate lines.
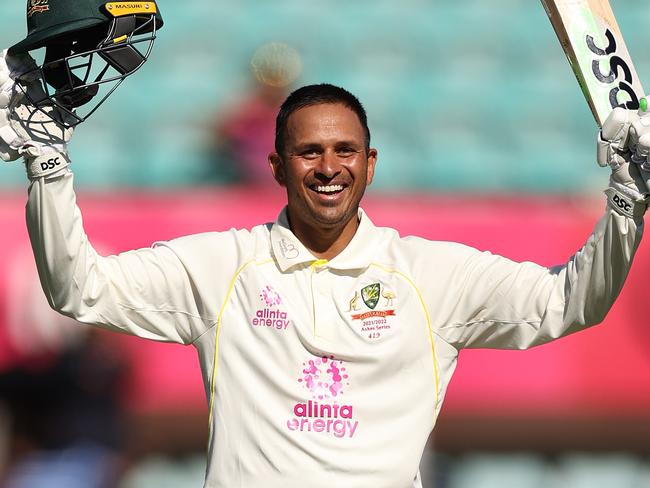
25, 171, 218, 345
431, 200, 644, 350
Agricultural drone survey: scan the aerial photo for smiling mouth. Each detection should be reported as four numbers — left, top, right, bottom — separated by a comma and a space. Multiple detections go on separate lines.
311, 184, 346, 195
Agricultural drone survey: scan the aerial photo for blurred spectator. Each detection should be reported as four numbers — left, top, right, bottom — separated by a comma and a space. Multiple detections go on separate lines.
0, 329, 127, 488
209, 42, 302, 185
0, 248, 127, 488
210, 81, 288, 184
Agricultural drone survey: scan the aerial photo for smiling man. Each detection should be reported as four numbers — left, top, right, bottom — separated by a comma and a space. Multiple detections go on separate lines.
269, 88, 377, 259
2, 55, 650, 488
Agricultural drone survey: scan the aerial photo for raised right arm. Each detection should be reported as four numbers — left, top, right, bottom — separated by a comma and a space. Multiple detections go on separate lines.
0, 48, 249, 345
1, 49, 223, 344
26, 172, 218, 344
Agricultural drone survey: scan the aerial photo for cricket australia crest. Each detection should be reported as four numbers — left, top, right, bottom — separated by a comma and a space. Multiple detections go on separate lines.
361, 283, 380, 310
348, 282, 397, 341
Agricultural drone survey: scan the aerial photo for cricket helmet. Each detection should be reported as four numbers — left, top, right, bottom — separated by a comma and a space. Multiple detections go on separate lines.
9, 0, 163, 127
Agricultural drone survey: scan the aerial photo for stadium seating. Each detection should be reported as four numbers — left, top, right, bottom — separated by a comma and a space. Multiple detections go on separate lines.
0, 0, 648, 190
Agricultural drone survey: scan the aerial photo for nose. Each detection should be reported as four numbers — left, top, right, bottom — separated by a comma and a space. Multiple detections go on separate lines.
315, 148, 341, 179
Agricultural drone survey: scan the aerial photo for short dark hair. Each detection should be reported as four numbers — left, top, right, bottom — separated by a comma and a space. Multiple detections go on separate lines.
274, 83, 371, 155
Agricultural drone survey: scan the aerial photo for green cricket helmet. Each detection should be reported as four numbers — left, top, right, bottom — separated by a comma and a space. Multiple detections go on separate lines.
9, 0, 163, 127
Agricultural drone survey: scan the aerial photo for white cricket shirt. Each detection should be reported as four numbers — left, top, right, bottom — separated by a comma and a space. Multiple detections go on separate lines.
26, 173, 644, 488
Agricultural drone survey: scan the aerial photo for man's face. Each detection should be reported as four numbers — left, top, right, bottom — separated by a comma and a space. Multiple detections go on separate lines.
269, 103, 377, 231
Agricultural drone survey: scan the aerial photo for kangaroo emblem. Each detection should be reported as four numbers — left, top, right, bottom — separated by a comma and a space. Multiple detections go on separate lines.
347, 291, 360, 312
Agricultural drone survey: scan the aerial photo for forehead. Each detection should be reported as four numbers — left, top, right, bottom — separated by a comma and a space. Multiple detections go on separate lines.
285, 103, 365, 145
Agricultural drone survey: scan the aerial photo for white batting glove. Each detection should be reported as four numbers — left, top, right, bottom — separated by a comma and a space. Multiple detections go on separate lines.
597, 106, 650, 218
0, 49, 74, 179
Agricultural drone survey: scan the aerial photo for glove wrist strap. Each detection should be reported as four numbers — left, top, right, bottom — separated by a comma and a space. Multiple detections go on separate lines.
26, 152, 71, 180
604, 186, 647, 220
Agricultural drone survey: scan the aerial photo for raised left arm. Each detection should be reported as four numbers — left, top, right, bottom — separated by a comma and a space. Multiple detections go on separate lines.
432, 106, 649, 350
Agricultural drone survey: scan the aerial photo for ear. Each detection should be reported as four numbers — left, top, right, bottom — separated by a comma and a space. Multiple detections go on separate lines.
268, 152, 286, 186
366, 148, 378, 186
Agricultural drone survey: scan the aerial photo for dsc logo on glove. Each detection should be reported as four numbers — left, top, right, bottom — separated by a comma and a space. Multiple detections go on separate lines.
612, 193, 633, 213
40, 157, 61, 171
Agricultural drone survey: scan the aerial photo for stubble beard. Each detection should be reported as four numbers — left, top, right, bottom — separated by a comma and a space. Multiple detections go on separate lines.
288, 182, 365, 235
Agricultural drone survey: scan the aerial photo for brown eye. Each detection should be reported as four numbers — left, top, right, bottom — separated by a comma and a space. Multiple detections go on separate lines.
301, 150, 320, 159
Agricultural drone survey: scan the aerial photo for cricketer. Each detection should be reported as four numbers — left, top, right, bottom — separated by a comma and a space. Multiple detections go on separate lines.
1, 1, 650, 487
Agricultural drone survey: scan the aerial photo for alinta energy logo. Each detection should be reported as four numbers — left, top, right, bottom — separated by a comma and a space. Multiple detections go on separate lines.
28, 0, 49, 17
250, 285, 290, 330
286, 356, 358, 439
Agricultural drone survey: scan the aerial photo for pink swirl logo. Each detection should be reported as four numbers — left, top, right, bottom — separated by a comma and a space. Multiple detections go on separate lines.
260, 285, 282, 308
298, 356, 349, 400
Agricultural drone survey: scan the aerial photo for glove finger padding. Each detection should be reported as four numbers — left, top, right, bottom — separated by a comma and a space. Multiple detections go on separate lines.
0, 50, 17, 161
597, 107, 633, 170
599, 105, 650, 202
0, 50, 35, 110
0, 49, 74, 165
9, 82, 73, 156
629, 117, 650, 169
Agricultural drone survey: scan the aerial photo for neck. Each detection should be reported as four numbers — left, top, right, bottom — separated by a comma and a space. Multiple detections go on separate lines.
288, 211, 360, 261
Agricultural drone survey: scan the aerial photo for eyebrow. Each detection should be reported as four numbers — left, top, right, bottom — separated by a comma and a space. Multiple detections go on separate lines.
290, 143, 322, 153
291, 140, 362, 152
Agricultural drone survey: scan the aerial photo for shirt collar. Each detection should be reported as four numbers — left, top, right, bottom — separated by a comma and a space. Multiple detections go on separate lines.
270, 207, 382, 272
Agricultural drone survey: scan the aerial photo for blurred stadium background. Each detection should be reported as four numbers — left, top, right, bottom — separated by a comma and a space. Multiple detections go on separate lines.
1, 0, 650, 487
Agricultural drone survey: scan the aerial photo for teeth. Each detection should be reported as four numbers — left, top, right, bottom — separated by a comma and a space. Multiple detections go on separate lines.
315, 185, 343, 193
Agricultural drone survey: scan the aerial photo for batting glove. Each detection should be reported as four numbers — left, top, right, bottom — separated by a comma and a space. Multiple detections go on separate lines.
0, 49, 74, 179
597, 105, 650, 218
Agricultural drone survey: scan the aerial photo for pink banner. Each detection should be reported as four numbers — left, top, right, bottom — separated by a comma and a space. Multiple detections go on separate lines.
1, 188, 649, 416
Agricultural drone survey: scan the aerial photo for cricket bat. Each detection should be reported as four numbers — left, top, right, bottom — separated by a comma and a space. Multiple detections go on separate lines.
540, 0, 645, 127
